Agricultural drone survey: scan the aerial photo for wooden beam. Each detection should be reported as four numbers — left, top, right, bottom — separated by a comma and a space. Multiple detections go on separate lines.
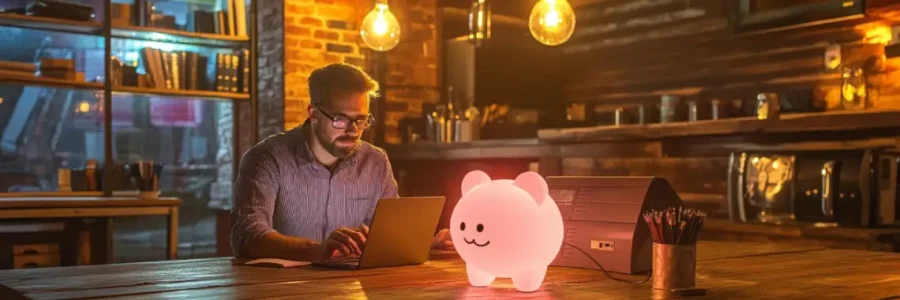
441, 6, 527, 28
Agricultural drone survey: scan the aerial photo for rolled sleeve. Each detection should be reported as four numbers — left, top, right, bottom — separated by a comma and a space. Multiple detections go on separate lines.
230, 149, 279, 257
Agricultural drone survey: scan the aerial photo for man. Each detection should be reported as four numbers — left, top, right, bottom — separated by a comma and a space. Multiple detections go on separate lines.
231, 63, 452, 261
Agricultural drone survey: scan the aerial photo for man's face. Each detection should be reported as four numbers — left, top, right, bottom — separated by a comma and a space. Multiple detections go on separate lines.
311, 92, 371, 158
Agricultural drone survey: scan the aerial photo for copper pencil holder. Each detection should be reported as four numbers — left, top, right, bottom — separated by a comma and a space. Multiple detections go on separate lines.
652, 242, 696, 290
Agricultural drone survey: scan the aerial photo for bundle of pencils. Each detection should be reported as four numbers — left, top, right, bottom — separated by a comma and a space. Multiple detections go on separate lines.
642, 207, 706, 245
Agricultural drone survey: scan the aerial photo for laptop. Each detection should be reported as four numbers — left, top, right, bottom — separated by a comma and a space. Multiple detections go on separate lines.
314, 196, 446, 270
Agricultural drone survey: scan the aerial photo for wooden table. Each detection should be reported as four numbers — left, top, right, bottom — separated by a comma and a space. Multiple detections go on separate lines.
0, 196, 182, 261
0, 241, 897, 299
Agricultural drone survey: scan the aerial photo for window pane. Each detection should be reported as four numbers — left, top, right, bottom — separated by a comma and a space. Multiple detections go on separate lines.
110, 94, 233, 260
0, 84, 103, 192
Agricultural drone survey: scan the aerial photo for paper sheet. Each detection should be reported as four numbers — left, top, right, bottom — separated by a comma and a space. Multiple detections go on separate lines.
243, 258, 311, 268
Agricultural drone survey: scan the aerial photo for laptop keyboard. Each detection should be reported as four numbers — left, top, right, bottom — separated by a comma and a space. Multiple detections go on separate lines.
325, 256, 360, 264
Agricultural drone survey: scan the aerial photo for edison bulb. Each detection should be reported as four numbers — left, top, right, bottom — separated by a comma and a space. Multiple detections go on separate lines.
529, 0, 576, 46
360, 3, 401, 51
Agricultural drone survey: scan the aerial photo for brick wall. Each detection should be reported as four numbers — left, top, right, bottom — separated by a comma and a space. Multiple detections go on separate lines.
257, 0, 285, 138
283, 0, 439, 144
382, 0, 440, 144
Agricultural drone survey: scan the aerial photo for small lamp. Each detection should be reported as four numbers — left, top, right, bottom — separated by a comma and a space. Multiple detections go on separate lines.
450, 170, 564, 292
360, 0, 401, 51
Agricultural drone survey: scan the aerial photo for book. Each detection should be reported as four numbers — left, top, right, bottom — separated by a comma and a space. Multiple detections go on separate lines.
237, 258, 312, 268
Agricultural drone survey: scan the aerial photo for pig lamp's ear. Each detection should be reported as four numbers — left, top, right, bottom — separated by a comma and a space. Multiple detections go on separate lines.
461, 170, 492, 195
513, 171, 548, 205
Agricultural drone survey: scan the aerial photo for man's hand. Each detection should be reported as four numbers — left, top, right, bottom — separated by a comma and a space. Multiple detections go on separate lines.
431, 228, 454, 251
323, 225, 368, 259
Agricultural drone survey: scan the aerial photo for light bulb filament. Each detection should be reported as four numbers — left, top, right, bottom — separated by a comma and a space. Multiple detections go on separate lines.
374, 17, 388, 35
543, 10, 560, 27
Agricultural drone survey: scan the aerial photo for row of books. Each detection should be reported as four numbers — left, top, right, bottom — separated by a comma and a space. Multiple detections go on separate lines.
118, 0, 248, 37
0, 58, 87, 82
115, 48, 249, 93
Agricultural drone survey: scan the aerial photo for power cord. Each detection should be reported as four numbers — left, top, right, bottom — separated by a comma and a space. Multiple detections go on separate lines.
562, 241, 652, 284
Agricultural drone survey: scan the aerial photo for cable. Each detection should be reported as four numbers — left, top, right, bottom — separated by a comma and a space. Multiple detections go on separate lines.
562, 241, 652, 284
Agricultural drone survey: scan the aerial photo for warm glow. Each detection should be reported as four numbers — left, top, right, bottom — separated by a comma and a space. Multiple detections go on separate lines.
866, 26, 893, 45
856, 23, 893, 45
77, 101, 91, 113
360, 3, 401, 51
543, 10, 560, 28
450, 170, 564, 292
373, 18, 388, 35
529, 0, 576, 46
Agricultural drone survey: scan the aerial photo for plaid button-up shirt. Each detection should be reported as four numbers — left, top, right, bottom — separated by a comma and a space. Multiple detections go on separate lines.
229, 120, 398, 257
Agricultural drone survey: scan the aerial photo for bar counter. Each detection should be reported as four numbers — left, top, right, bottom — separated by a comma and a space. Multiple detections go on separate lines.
386, 109, 900, 251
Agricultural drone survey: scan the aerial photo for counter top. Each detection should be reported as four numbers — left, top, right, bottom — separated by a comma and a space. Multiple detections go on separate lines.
702, 218, 900, 252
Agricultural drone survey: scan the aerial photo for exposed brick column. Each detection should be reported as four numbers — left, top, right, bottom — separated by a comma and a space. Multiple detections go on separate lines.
257, 0, 286, 138
382, 0, 440, 144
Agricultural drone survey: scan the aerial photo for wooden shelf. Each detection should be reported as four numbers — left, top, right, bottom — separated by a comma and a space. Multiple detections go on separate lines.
539, 109, 900, 143
0, 191, 103, 198
0, 13, 101, 35
0, 14, 247, 48
0, 70, 103, 90
112, 25, 249, 48
385, 138, 555, 161
113, 85, 249, 100
0, 72, 247, 100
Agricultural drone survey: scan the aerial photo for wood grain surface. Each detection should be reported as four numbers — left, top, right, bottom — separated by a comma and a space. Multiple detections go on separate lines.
0, 241, 897, 299
0, 197, 181, 209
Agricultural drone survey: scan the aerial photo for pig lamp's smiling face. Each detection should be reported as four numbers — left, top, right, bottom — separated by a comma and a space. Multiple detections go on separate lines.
459, 222, 489, 247
450, 177, 539, 266
452, 184, 538, 253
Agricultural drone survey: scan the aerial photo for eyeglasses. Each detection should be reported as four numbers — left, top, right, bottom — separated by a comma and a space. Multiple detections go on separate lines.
317, 107, 374, 130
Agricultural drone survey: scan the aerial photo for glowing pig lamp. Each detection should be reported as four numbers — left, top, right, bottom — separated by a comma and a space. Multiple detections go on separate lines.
450, 170, 564, 292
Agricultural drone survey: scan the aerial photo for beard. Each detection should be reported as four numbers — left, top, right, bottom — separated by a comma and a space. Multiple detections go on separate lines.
314, 123, 360, 158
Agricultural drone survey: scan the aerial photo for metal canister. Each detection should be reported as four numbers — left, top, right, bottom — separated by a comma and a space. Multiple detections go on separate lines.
688, 100, 699, 122
652, 243, 697, 290
756, 93, 780, 120
660, 95, 680, 123
711, 99, 726, 120
638, 105, 647, 125
614, 107, 626, 125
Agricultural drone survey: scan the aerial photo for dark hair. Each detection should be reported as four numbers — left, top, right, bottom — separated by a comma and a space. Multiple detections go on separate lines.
308, 63, 379, 107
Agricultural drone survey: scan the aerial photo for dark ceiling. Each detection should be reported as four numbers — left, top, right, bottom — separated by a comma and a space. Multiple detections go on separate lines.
437, 0, 535, 20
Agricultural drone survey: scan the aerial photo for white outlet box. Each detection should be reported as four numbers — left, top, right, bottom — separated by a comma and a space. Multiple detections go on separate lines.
590, 240, 615, 252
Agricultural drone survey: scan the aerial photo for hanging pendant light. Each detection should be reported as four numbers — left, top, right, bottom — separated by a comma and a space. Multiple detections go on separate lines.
529, 0, 576, 46
468, 0, 491, 47
360, 0, 401, 51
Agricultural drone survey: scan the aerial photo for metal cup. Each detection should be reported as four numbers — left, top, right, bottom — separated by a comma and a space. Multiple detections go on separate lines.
652, 243, 697, 290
